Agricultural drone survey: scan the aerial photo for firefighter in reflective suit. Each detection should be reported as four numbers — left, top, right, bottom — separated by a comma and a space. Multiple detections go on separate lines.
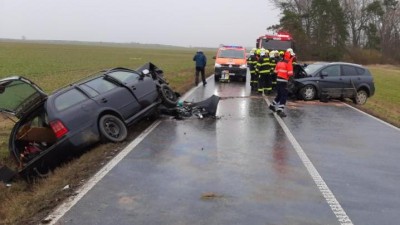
269, 50, 294, 117
256, 48, 270, 94
247, 48, 258, 91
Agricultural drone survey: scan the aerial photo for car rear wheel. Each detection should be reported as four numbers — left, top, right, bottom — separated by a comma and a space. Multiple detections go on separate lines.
159, 84, 178, 108
98, 114, 127, 142
300, 85, 316, 101
353, 89, 368, 105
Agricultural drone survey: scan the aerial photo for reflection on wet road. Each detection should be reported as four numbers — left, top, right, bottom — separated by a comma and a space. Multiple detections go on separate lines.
52, 74, 400, 225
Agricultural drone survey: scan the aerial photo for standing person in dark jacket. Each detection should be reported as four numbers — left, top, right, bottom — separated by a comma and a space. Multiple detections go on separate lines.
193, 50, 207, 86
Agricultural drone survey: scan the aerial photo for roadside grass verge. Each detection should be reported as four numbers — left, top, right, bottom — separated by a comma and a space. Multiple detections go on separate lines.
355, 65, 400, 128
0, 41, 398, 225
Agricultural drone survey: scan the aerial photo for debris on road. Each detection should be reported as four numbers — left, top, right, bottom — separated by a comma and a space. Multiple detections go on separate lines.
201, 192, 223, 200
160, 95, 220, 120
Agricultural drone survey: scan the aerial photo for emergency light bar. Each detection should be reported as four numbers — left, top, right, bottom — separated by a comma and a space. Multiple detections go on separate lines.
222, 45, 244, 49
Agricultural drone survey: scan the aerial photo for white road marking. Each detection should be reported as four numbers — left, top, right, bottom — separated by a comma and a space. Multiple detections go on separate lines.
344, 103, 400, 131
44, 120, 162, 225
264, 97, 354, 225
45, 86, 198, 224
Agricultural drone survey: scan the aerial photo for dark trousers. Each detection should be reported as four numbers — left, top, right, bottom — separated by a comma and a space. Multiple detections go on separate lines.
250, 72, 257, 89
195, 66, 206, 85
264, 74, 272, 93
274, 81, 288, 110
271, 73, 277, 90
257, 73, 267, 92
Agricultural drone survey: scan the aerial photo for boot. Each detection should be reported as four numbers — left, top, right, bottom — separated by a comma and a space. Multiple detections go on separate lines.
277, 110, 287, 117
268, 104, 276, 112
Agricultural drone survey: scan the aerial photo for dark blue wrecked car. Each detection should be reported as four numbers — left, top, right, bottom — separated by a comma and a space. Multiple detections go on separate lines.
0, 63, 179, 177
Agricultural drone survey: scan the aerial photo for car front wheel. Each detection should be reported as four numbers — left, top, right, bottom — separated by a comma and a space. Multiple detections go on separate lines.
98, 114, 127, 142
300, 85, 316, 101
159, 84, 178, 108
353, 89, 368, 105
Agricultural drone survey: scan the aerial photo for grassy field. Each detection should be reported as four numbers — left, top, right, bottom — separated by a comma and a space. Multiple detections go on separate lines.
361, 65, 400, 127
0, 41, 399, 225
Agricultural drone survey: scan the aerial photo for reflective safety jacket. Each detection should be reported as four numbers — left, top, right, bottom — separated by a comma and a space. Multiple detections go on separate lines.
274, 59, 293, 82
256, 56, 270, 76
247, 55, 258, 74
269, 57, 278, 72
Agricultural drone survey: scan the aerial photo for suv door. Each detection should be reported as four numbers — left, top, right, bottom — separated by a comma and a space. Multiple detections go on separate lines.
80, 77, 141, 119
340, 65, 360, 98
317, 65, 342, 98
106, 70, 158, 107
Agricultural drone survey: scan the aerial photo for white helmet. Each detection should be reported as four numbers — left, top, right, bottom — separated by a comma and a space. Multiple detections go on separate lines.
269, 51, 275, 58
287, 48, 295, 56
260, 48, 266, 56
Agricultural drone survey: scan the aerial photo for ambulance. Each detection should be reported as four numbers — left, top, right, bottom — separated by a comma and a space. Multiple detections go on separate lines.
213, 45, 247, 82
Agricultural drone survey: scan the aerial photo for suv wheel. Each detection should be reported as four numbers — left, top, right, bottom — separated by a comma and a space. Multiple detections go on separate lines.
300, 85, 316, 101
99, 114, 127, 142
353, 89, 368, 105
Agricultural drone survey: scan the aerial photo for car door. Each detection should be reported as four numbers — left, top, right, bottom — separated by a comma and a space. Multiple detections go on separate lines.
317, 65, 343, 98
340, 65, 359, 98
0, 76, 47, 119
106, 70, 158, 108
47, 87, 98, 139
80, 77, 141, 119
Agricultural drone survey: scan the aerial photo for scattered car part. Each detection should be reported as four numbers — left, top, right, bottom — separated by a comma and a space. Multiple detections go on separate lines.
160, 95, 220, 119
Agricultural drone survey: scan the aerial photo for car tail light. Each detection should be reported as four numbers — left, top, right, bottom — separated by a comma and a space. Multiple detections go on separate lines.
50, 120, 69, 138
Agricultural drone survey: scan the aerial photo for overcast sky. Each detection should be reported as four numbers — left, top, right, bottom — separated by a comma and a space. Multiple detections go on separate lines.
0, 0, 281, 48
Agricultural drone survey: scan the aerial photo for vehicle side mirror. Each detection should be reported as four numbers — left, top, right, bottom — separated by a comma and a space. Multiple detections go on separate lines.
320, 71, 328, 77
212, 56, 216, 59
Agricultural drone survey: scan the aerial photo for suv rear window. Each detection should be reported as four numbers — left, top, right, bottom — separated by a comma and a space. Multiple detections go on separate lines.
342, 65, 358, 76
355, 67, 366, 75
55, 89, 88, 111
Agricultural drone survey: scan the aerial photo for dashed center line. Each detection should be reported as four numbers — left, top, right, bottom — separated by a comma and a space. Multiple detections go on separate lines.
264, 97, 354, 225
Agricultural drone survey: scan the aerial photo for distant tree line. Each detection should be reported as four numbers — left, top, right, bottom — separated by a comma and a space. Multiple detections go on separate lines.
269, 0, 400, 64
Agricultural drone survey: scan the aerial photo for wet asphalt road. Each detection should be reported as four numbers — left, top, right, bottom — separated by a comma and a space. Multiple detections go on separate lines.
50, 74, 400, 225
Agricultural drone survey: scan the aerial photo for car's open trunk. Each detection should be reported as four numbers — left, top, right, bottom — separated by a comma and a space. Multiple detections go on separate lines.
11, 107, 57, 170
